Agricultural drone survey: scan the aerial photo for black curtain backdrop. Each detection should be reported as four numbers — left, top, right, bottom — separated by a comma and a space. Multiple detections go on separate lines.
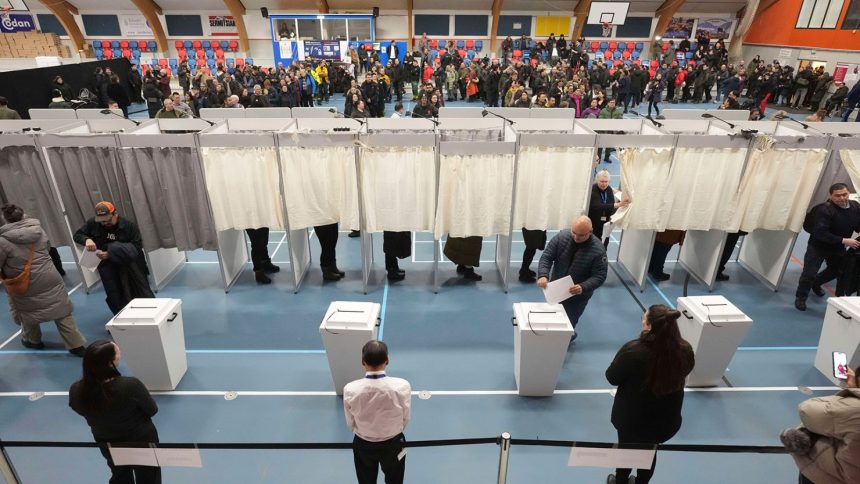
0, 58, 132, 119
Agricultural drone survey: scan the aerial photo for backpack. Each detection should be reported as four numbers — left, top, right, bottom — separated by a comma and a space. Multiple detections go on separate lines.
803, 201, 831, 234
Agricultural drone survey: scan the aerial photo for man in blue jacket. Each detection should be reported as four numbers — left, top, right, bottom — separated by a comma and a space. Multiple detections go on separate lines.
842, 81, 860, 122
537, 216, 608, 339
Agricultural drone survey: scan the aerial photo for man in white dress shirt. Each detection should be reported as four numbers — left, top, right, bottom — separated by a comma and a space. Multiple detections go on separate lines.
343, 340, 412, 484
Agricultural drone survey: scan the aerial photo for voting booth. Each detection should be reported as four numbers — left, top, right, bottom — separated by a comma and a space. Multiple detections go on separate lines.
513, 302, 574, 396
435, 118, 517, 292
815, 297, 860, 385
278, 118, 363, 291
319, 301, 381, 395
41, 119, 160, 294
676, 295, 753, 387
579, 119, 675, 291
359, 118, 438, 287
106, 298, 187, 391
197, 118, 295, 292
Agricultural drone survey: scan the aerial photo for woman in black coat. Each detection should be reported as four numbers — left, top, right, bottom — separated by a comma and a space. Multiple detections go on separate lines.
69, 340, 160, 483
106, 76, 131, 117
605, 305, 695, 484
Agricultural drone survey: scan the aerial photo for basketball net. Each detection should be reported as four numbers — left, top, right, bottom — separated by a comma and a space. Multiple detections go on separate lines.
601, 22, 612, 37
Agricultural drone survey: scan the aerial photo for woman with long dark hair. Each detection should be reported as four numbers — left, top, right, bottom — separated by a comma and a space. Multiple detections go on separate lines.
69, 340, 160, 484
605, 305, 695, 484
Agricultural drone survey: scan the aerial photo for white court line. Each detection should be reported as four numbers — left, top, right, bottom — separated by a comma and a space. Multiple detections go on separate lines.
0, 386, 839, 399
0, 282, 82, 351
268, 232, 289, 260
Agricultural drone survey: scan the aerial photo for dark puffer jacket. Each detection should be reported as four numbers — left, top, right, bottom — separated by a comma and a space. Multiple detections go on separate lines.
537, 231, 608, 295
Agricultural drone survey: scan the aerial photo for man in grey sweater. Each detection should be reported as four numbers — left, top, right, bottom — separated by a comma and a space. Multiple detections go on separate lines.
537, 216, 608, 339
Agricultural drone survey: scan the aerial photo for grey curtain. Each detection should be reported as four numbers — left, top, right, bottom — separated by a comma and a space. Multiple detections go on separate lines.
811, 150, 854, 207
0, 145, 71, 246
118, 147, 217, 251
46, 146, 135, 244
440, 129, 503, 142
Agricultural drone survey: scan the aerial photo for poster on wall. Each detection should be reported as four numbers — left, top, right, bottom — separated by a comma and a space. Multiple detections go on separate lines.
119, 14, 153, 37
835, 64, 860, 83
0, 12, 34, 33
663, 17, 694, 39
695, 18, 733, 40
279, 40, 293, 60
208, 15, 237, 36
302, 40, 342, 60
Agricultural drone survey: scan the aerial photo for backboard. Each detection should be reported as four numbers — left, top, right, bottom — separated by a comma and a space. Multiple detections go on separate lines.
586, 2, 630, 25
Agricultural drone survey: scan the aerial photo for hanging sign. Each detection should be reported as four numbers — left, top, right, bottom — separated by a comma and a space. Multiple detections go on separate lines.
119, 14, 153, 37
208, 15, 237, 36
0, 12, 34, 33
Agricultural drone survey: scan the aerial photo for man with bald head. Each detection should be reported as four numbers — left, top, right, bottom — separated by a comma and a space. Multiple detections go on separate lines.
537, 216, 608, 338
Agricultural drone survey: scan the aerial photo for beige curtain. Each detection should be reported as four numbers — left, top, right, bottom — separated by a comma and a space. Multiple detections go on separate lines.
360, 146, 436, 233
729, 148, 827, 232
611, 148, 674, 229
839, 150, 860, 192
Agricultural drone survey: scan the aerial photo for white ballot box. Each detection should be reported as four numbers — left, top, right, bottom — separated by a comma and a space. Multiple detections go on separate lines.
105, 299, 187, 391
815, 297, 860, 385
320, 301, 380, 395
513, 302, 574, 396
676, 295, 753, 387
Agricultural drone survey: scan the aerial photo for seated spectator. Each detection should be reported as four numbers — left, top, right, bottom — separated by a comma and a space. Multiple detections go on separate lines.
48, 89, 72, 109
0, 96, 21, 119
154, 98, 188, 119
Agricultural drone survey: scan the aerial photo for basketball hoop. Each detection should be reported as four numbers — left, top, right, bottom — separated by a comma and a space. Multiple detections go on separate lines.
601, 22, 612, 37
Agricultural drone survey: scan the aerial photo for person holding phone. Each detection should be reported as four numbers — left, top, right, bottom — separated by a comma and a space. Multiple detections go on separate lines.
781, 364, 860, 484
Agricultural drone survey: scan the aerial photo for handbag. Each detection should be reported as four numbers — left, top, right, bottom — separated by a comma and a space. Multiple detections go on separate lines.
1, 244, 36, 296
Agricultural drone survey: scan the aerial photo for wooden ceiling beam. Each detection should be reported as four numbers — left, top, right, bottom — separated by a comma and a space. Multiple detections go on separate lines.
128, 0, 168, 52
653, 0, 687, 39
222, 0, 250, 52
407, 0, 414, 51
490, 0, 503, 51
37, 0, 88, 57
572, 0, 592, 40
318, 0, 330, 13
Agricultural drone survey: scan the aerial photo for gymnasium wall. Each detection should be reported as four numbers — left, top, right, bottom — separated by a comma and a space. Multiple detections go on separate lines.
744, 0, 860, 51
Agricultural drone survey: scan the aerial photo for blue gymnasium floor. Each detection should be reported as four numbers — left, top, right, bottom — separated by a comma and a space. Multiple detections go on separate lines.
0, 98, 842, 483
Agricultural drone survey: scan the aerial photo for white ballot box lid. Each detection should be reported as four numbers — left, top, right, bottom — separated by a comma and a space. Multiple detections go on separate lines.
320, 301, 381, 331
828, 296, 860, 320
677, 295, 751, 323
513, 303, 573, 332
106, 299, 182, 326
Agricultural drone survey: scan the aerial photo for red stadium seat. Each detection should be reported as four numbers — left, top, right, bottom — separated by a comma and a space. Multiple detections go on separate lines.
192, 40, 202, 49
609, 67, 616, 76
512, 49, 521, 58
177, 49, 187, 60
235, 58, 245, 67
590, 41, 599, 52
196, 59, 206, 68
228, 40, 239, 51
662, 42, 669, 52
530, 58, 538, 66
122, 49, 132, 59
608, 42, 617, 51
650, 60, 658, 68
174, 41, 184, 49
603, 50, 612, 59
196, 49, 206, 59
458, 49, 466, 58
139, 40, 148, 51
613, 59, 622, 67
465, 40, 474, 49
215, 48, 225, 58
622, 51, 631, 60
688, 59, 696, 66
120, 40, 129, 49
649, 68, 657, 77
158, 58, 168, 67
429, 40, 438, 49
102, 49, 113, 59
101, 40, 110, 48
632, 59, 641, 66
211, 40, 221, 49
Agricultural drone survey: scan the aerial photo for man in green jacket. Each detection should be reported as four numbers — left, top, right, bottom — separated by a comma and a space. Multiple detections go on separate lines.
599, 98, 623, 119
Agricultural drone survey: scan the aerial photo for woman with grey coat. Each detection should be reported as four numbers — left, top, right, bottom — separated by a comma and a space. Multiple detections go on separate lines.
0, 204, 85, 356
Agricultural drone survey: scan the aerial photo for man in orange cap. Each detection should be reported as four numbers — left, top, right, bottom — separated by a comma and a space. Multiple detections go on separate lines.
73, 201, 153, 314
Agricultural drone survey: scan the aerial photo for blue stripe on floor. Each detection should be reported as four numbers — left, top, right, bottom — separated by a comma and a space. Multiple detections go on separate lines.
378, 278, 390, 341
646, 276, 676, 308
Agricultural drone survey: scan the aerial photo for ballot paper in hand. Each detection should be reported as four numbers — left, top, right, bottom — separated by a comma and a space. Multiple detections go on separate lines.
79, 249, 101, 273
542, 275, 574, 305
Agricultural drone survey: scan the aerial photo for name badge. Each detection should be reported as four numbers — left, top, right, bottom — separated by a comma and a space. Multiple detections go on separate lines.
600, 217, 607, 222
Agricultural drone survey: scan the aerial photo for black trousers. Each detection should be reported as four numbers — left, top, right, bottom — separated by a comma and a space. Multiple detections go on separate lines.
520, 229, 546, 273
614, 428, 658, 484
315, 223, 339, 268
98, 261, 132, 315
48, 246, 63, 274
718, 231, 746, 274
796, 244, 845, 300
648, 242, 673, 276
353, 434, 405, 484
561, 293, 593, 328
245, 227, 270, 271
98, 429, 161, 484
383, 231, 411, 271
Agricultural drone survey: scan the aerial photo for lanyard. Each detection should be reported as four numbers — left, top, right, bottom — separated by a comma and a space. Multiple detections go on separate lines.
600, 190, 608, 205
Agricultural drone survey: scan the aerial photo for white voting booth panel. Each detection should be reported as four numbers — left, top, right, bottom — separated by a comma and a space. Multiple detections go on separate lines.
676, 296, 753, 387
662, 109, 750, 121
320, 302, 381, 395
815, 297, 860, 385
245, 107, 292, 118
200, 107, 246, 120
513, 303, 574, 396
29, 108, 77, 119
76, 109, 123, 120
106, 299, 187, 391
291, 107, 337, 118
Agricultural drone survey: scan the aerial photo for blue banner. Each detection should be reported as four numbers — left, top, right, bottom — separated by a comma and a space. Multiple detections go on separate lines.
303, 40, 341, 60
1, 13, 35, 33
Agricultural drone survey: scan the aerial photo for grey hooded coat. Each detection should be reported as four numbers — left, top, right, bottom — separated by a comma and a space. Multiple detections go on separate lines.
0, 217, 73, 325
